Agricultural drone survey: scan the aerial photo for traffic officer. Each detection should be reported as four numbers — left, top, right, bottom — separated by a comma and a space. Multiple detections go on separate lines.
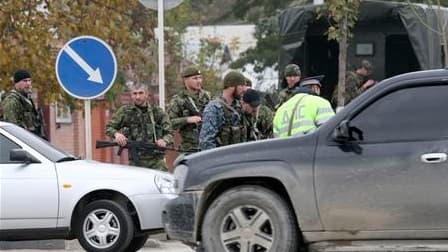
168, 65, 211, 152
273, 76, 335, 138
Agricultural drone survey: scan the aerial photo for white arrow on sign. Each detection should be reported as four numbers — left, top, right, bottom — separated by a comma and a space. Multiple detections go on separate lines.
63, 45, 104, 84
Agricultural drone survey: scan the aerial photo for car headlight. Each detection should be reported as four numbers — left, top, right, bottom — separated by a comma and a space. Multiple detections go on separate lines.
154, 174, 176, 194
173, 164, 189, 193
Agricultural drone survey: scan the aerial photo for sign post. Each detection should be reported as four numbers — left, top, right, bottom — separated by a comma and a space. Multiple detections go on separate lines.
139, 0, 182, 110
55, 36, 117, 159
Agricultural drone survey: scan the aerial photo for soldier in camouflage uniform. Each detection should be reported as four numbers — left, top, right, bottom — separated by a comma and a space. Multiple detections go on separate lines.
168, 65, 211, 152
199, 71, 247, 150
106, 83, 173, 171
1, 70, 46, 139
333, 59, 376, 106
241, 89, 273, 141
242, 78, 273, 140
276, 64, 302, 110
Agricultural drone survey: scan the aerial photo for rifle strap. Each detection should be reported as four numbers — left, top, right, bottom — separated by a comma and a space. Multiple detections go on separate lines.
148, 106, 158, 142
186, 96, 200, 114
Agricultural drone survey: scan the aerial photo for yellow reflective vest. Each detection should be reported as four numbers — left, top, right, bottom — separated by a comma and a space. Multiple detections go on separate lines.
273, 93, 335, 138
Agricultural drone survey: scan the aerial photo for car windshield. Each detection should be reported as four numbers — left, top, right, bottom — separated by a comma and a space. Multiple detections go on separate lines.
2, 124, 78, 162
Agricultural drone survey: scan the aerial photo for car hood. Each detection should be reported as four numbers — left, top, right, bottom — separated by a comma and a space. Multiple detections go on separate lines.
55, 159, 168, 180
176, 133, 317, 187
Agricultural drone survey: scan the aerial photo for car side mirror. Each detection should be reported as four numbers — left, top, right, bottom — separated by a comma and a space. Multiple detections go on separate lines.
10, 149, 40, 164
332, 119, 351, 142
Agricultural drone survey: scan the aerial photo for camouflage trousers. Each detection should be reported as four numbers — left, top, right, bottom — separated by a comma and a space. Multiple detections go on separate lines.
129, 156, 167, 171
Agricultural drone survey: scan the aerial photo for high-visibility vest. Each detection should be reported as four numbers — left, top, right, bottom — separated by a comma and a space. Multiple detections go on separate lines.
273, 93, 335, 138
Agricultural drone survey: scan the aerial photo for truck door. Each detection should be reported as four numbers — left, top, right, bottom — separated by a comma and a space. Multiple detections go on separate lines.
314, 83, 448, 232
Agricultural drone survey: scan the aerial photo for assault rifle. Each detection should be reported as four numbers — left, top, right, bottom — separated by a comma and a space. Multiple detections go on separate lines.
96, 140, 198, 165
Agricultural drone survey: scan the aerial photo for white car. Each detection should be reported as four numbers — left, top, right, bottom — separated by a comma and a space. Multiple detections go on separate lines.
0, 121, 176, 252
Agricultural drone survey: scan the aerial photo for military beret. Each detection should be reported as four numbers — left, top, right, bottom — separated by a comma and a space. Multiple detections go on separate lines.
182, 66, 201, 78
14, 69, 31, 83
242, 89, 261, 107
223, 71, 246, 88
300, 75, 325, 87
284, 64, 301, 77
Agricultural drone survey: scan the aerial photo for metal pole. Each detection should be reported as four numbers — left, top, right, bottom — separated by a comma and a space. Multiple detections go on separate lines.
158, 0, 165, 110
85, 100, 92, 159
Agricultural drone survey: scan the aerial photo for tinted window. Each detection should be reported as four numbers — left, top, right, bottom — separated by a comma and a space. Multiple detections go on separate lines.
0, 133, 21, 163
350, 85, 448, 142
2, 124, 74, 162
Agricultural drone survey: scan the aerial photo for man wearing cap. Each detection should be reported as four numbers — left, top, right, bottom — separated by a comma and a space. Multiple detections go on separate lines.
242, 78, 274, 140
276, 63, 302, 109
1, 69, 46, 139
273, 76, 335, 138
199, 71, 247, 150
333, 59, 376, 106
168, 65, 211, 152
241, 89, 273, 141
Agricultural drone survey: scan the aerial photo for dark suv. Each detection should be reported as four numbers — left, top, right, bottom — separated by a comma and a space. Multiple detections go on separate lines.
163, 69, 448, 252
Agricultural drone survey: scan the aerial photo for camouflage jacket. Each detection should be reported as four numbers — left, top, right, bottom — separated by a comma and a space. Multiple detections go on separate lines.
243, 104, 274, 141
276, 87, 296, 110
1, 89, 45, 138
167, 88, 211, 151
199, 95, 244, 150
332, 71, 365, 106
105, 104, 173, 162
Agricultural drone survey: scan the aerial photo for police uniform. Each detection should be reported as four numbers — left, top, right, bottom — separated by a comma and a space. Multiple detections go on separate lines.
168, 66, 211, 152
1, 70, 46, 139
105, 103, 173, 170
273, 77, 335, 138
199, 71, 246, 150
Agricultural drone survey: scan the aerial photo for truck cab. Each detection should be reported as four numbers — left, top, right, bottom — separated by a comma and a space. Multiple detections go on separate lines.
163, 69, 448, 252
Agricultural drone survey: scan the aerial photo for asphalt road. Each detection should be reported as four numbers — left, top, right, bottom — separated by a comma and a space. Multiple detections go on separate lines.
0, 239, 194, 252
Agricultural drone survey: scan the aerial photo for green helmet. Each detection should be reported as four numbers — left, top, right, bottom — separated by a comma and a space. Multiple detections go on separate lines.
284, 64, 301, 77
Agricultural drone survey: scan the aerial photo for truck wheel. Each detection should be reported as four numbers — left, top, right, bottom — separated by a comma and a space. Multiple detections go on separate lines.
124, 234, 149, 252
76, 199, 134, 252
201, 185, 298, 252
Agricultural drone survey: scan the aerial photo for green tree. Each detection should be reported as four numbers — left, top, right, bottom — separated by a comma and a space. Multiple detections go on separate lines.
0, 0, 193, 107
318, 0, 360, 108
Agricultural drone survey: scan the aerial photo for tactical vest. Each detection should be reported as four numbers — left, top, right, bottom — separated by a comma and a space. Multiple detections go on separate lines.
1, 90, 44, 138
215, 98, 245, 146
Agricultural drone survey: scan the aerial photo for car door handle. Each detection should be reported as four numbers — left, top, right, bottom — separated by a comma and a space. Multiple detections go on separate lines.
420, 153, 447, 163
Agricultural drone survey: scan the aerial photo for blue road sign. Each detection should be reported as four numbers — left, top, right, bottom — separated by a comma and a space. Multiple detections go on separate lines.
55, 36, 117, 100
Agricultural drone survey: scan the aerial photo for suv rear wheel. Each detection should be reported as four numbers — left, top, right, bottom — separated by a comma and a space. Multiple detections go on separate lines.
201, 185, 298, 252
76, 199, 134, 252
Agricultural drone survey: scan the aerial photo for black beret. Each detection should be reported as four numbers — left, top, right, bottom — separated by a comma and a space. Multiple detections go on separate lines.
14, 70, 31, 83
242, 89, 261, 107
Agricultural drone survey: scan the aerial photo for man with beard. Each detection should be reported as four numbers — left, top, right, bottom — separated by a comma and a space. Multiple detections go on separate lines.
168, 65, 211, 153
199, 71, 247, 150
1, 69, 46, 139
106, 83, 173, 170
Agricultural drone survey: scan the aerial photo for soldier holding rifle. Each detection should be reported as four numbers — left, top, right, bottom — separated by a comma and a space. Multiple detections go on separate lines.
105, 83, 173, 171
168, 65, 210, 153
